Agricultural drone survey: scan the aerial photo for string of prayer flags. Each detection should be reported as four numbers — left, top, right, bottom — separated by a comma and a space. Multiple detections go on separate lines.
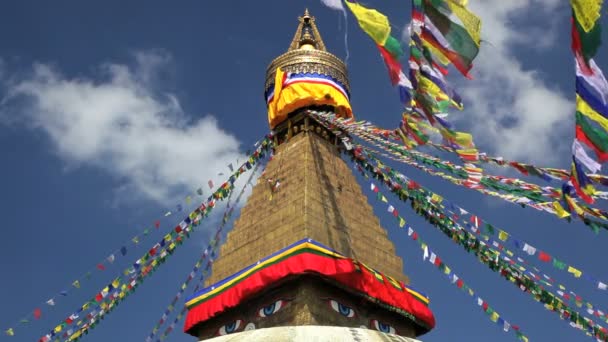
362, 147, 608, 312
349, 146, 608, 341
146, 162, 261, 342
310, 111, 608, 229
364, 182, 527, 339
313, 110, 608, 186
5, 137, 273, 339
362, 144, 608, 313
44, 139, 272, 342
569, 0, 606, 205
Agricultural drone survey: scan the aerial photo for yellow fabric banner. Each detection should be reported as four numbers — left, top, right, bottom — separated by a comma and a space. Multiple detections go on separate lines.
269, 81, 352, 128
345, 1, 391, 45
570, 0, 603, 33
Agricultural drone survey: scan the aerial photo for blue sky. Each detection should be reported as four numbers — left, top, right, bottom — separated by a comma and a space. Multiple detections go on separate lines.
0, 0, 607, 341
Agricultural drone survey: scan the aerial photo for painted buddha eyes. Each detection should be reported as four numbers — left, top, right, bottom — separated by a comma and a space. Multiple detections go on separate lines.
258, 299, 286, 317
370, 319, 396, 334
329, 299, 356, 318
217, 319, 243, 336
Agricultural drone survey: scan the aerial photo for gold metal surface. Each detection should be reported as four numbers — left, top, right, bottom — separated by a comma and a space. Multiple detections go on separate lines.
265, 9, 349, 94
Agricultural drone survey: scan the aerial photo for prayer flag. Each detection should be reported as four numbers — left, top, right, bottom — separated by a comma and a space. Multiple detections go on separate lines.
378, 45, 402, 86
72, 280, 80, 289
196, 188, 203, 196
576, 58, 608, 104
444, 0, 481, 46
538, 251, 552, 262
345, 1, 391, 45
498, 230, 509, 241
571, 0, 603, 33
34, 308, 42, 319
97, 263, 105, 271
208, 180, 214, 189
5, 328, 14, 336
120, 246, 127, 256
568, 266, 583, 278
522, 243, 537, 256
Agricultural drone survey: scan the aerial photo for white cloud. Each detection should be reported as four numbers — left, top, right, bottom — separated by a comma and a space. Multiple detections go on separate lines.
320, 0, 345, 11
1, 51, 245, 203
454, 0, 573, 165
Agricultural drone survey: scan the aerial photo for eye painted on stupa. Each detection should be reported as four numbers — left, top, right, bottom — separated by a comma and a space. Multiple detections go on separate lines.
370, 319, 396, 334
217, 319, 244, 336
257, 299, 287, 317
328, 299, 356, 318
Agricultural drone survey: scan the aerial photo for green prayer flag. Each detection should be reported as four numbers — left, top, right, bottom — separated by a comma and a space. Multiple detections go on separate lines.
553, 258, 567, 270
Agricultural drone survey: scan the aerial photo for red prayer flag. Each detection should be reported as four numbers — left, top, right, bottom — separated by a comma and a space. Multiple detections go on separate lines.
456, 279, 464, 288
34, 308, 42, 319
377, 45, 402, 86
95, 293, 103, 302
154, 220, 160, 229
434, 256, 442, 266
97, 263, 105, 271
538, 251, 552, 262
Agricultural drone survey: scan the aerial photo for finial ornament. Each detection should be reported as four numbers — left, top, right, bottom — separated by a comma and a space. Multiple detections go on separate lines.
288, 9, 327, 52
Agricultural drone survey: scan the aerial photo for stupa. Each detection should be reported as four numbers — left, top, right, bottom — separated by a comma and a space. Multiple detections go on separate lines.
183, 9, 435, 341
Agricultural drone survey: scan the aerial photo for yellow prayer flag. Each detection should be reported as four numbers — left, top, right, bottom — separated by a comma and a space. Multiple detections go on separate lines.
431, 193, 443, 203
345, 1, 391, 45
5, 328, 14, 336
570, 0, 603, 32
399, 217, 406, 228
577, 94, 608, 132
553, 201, 571, 219
444, 266, 451, 275
498, 230, 509, 241
381, 195, 388, 203
54, 325, 63, 333
568, 266, 582, 278
419, 76, 450, 100
490, 312, 499, 322
422, 39, 451, 65
453, 132, 474, 148
112, 278, 120, 288
185, 196, 191, 205
447, 1, 481, 46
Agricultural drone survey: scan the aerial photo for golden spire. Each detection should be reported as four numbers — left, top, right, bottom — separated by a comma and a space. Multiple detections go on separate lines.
288, 9, 327, 51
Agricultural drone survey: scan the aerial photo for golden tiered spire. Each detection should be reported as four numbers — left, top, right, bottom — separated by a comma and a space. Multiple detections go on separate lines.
264, 9, 351, 129
288, 9, 327, 51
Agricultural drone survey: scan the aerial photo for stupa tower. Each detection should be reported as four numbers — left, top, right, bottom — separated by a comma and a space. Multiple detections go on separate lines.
184, 10, 435, 341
